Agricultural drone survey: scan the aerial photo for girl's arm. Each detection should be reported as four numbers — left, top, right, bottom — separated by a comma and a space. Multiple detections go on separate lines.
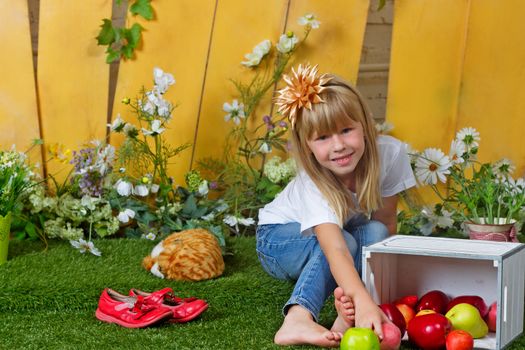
371, 195, 398, 234
314, 223, 387, 338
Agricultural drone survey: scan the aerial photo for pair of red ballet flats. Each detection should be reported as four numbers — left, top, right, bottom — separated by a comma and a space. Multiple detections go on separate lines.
95, 287, 208, 328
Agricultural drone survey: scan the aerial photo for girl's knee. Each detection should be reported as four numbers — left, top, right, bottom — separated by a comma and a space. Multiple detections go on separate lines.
364, 220, 389, 244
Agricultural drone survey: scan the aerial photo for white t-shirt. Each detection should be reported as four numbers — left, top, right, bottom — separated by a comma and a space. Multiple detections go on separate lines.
257, 135, 416, 234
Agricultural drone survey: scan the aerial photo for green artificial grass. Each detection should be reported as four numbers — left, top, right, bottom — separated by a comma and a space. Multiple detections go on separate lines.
0, 237, 524, 349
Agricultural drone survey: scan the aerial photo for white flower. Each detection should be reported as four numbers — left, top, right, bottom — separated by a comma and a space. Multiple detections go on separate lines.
455, 127, 480, 151
238, 217, 255, 226
421, 207, 454, 234
223, 215, 255, 227
201, 212, 215, 221
223, 215, 238, 227
415, 148, 451, 185
241, 52, 264, 67
258, 142, 271, 154
80, 195, 97, 211
70, 238, 101, 256
142, 232, 156, 240
492, 158, 515, 179
108, 114, 125, 132
115, 179, 133, 196
375, 121, 394, 134
117, 208, 136, 223
223, 100, 246, 125
142, 119, 165, 136
198, 180, 209, 196
241, 39, 271, 67
298, 13, 320, 29
276, 33, 299, 54
123, 123, 137, 137
133, 184, 149, 197
153, 67, 175, 94
449, 139, 466, 165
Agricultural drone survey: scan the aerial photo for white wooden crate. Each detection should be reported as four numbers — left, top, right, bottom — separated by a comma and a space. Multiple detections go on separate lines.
362, 235, 525, 350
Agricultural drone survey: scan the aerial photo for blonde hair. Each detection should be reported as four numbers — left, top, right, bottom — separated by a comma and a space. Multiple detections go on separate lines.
290, 74, 382, 225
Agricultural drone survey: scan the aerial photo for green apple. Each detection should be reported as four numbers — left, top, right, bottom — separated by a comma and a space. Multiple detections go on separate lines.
340, 328, 380, 350
445, 303, 488, 339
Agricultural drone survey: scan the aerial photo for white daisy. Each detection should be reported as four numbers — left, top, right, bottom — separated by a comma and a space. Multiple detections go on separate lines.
415, 148, 451, 185
142, 232, 156, 240
70, 238, 101, 256
241, 40, 271, 67
298, 13, 320, 29
492, 158, 515, 179
455, 127, 480, 151
449, 139, 466, 165
223, 100, 246, 125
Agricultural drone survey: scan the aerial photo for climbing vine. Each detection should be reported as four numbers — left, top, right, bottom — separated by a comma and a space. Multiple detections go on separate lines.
96, 0, 154, 63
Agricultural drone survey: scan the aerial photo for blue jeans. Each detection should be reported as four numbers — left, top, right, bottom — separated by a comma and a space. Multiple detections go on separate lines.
255, 215, 388, 321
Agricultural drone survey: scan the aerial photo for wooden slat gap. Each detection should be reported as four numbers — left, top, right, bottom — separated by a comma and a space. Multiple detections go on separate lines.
189, 0, 219, 170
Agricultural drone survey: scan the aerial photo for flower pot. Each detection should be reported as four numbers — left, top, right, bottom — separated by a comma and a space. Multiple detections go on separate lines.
464, 218, 517, 242
0, 212, 12, 265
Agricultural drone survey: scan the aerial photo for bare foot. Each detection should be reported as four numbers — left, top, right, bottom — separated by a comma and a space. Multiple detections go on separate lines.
331, 286, 355, 333
274, 305, 342, 348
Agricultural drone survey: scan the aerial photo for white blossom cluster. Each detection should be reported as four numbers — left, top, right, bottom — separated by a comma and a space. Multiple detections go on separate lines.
263, 156, 296, 184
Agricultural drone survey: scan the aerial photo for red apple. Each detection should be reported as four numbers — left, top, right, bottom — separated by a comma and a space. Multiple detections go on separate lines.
446, 329, 474, 350
417, 290, 450, 314
379, 304, 406, 337
485, 301, 497, 332
380, 322, 401, 350
395, 303, 415, 326
407, 313, 451, 350
446, 295, 488, 318
394, 294, 418, 309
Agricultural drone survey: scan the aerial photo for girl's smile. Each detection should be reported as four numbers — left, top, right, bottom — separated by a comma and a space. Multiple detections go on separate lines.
306, 121, 365, 186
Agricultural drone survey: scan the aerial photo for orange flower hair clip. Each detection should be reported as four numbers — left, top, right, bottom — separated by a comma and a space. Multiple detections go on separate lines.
275, 64, 332, 128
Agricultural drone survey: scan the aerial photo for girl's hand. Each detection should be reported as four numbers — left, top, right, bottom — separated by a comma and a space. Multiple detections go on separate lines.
352, 292, 389, 340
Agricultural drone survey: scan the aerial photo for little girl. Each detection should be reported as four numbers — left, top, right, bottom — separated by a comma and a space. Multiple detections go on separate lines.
256, 64, 416, 347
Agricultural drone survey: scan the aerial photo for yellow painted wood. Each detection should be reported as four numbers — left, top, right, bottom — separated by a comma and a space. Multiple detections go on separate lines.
457, 0, 525, 176
287, 0, 370, 84
112, 0, 216, 185
38, 0, 111, 180
387, 0, 470, 152
192, 0, 371, 170
191, 0, 288, 168
0, 0, 41, 166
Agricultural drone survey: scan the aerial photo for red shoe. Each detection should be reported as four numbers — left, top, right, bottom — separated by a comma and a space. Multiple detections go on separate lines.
130, 288, 209, 323
95, 288, 173, 328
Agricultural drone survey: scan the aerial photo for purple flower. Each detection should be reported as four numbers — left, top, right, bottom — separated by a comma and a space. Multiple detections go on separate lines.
278, 121, 287, 128
209, 181, 218, 190
262, 115, 271, 124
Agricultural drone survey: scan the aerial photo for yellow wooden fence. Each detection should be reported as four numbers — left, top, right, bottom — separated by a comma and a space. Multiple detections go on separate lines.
1, 0, 524, 186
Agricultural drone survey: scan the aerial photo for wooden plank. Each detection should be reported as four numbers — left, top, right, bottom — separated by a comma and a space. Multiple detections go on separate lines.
38, 0, 111, 179
387, 0, 470, 151
190, 0, 287, 170
112, 0, 216, 185
0, 0, 41, 165
456, 0, 525, 176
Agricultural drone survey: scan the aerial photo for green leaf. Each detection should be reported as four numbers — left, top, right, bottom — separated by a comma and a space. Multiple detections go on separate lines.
130, 0, 154, 20
121, 45, 134, 59
182, 195, 197, 215
127, 23, 143, 48
105, 48, 120, 64
377, 0, 386, 11
96, 19, 116, 45
25, 222, 37, 240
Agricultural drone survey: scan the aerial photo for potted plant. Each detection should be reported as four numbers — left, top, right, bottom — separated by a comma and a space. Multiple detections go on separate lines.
0, 147, 35, 263
411, 127, 525, 241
